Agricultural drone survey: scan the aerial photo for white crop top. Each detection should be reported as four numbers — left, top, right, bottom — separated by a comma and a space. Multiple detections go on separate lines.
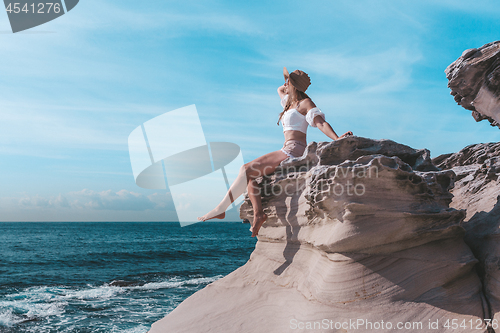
280, 95, 325, 134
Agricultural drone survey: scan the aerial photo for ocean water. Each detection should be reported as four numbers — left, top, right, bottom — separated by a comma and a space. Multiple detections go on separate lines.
0, 222, 256, 333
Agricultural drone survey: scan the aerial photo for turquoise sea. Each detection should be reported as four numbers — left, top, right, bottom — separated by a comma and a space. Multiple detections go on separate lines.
0, 222, 256, 332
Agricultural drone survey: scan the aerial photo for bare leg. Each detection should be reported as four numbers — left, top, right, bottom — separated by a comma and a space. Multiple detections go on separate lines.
247, 178, 267, 237
197, 164, 249, 221
198, 150, 288, 230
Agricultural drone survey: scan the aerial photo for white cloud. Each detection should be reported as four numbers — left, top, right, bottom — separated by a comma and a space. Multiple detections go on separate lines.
0, 100, 179, 158
0, 106, 122, 149
280, 47, 422, 93
17, 189, 168, 211
421, 0, 500, 15
49, 0, 261, 37
19, 194, 69, 208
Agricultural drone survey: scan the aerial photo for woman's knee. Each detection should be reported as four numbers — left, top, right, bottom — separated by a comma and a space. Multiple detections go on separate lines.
244, 161, 261, 178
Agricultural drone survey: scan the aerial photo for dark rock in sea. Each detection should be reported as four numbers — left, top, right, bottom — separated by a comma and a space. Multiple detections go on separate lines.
108, 280, 138, 287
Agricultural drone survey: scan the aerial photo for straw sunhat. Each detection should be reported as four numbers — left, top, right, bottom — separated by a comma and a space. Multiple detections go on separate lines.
283, 67, 311, 92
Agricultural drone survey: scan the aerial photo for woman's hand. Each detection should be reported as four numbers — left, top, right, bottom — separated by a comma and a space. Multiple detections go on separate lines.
339, 131, 353, 139
277, 84, 287, 99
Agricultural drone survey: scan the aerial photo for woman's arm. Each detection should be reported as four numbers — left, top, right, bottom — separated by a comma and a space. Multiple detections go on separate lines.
278, 85, 287, 99
300, 99, 352, 140
300, 98, 352, 140
315, 118, 340, 140
313, 114, 353, 141
313, 112, 352, 140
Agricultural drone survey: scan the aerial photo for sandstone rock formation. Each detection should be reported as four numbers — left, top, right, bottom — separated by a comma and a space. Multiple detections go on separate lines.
446, 41, 500, 129
150, 137, 493, 333
434, 142, 500, 325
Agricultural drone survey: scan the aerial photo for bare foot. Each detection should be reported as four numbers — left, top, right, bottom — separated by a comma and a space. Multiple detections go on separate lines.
198, 211, 225, 222
250, 213, 267, 237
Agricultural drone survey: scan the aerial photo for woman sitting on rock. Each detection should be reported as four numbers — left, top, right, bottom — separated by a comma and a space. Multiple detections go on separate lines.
198, 67, 353, 236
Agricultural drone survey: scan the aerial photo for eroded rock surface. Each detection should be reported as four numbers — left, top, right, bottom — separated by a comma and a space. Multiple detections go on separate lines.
446, 41, 500, 128
434, 142, 500, 324
150, 137, 491, 333
433, 142, 500, 220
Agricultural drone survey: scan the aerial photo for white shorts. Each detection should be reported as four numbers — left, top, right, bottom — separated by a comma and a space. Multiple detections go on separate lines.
281, 140, 306, 158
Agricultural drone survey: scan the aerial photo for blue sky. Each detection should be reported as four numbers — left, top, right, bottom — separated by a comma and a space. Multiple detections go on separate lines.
1, 0, 499, 221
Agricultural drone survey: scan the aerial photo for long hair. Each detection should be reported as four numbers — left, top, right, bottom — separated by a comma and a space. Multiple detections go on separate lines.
277, 84, 310, 125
